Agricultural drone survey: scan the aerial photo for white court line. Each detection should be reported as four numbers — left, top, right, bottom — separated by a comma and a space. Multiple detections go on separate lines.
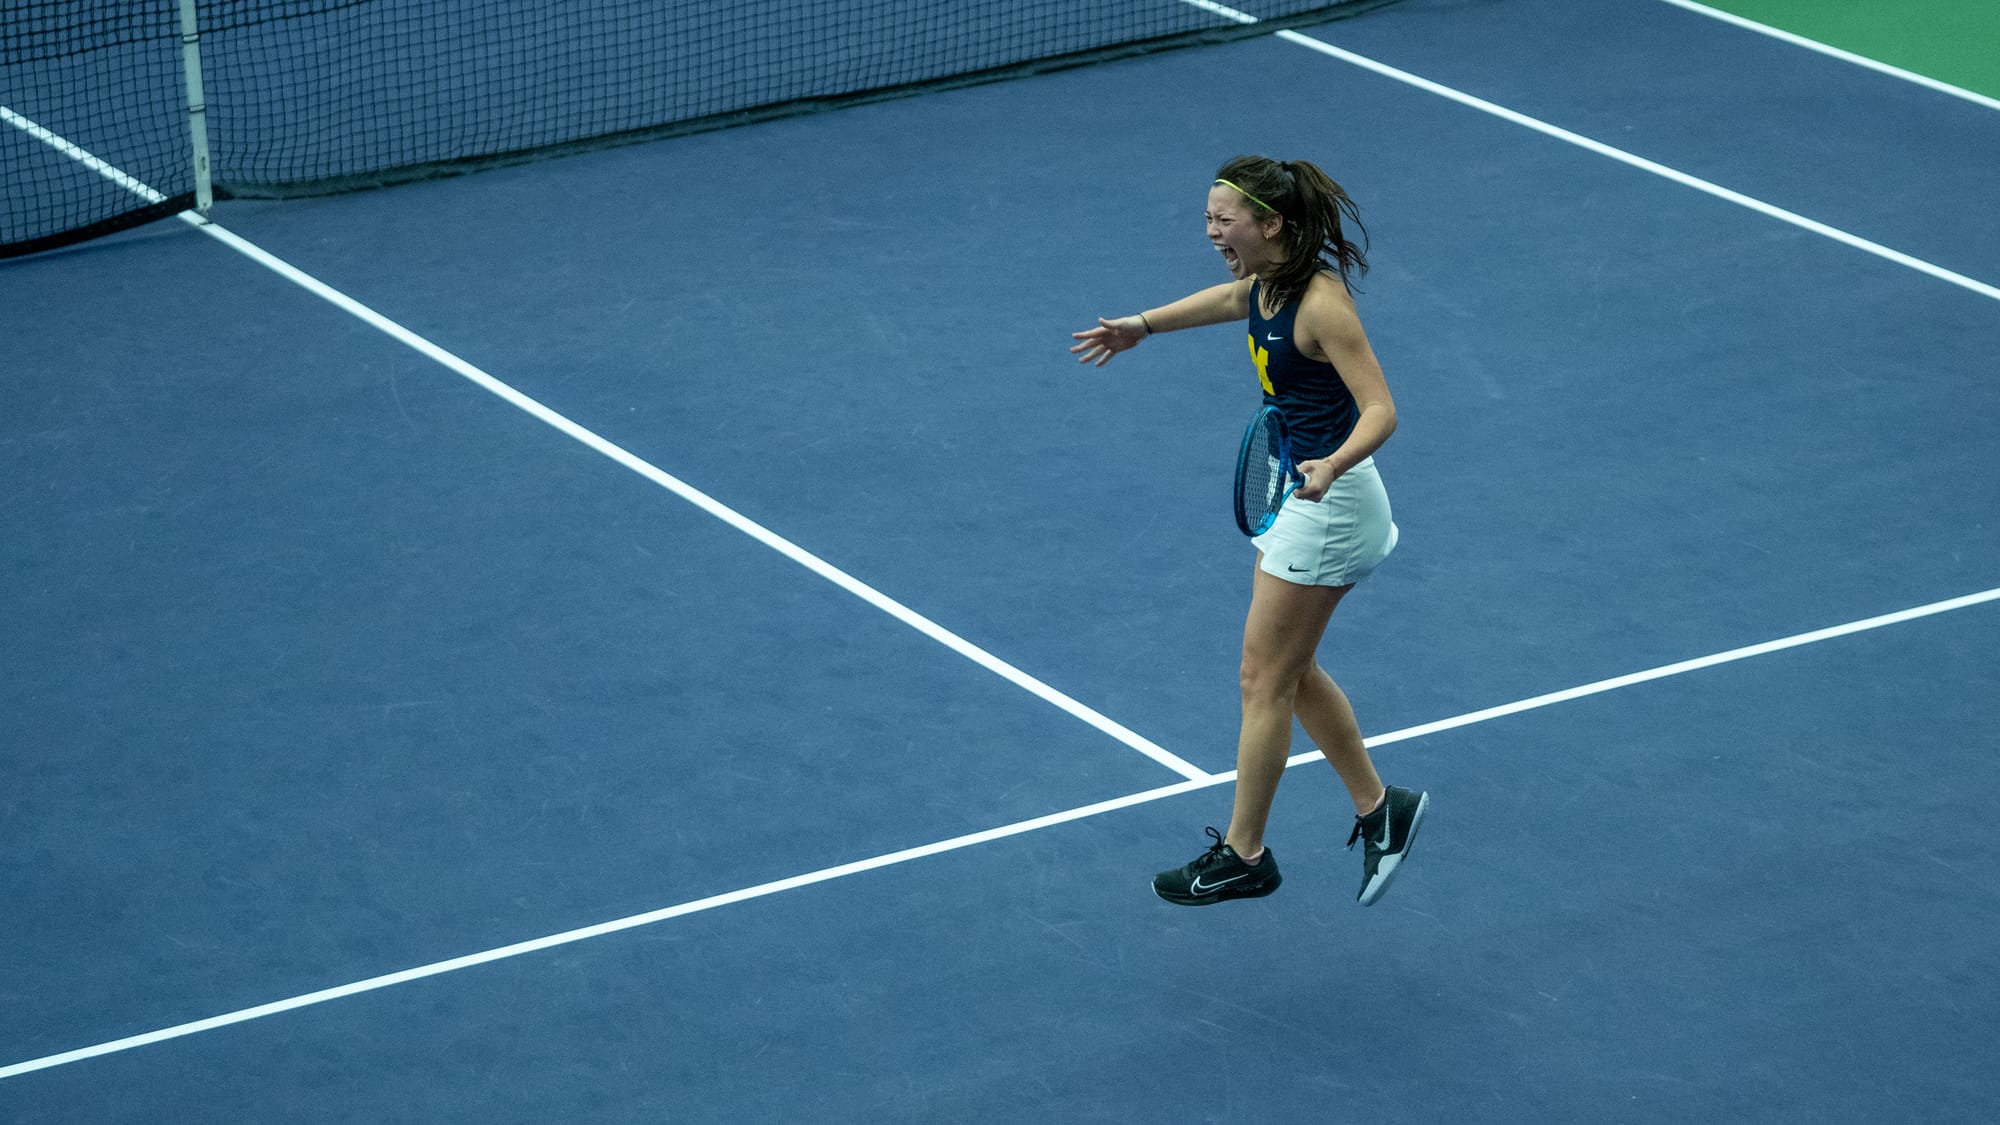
6, 583, 1996, 1080
178, 217, 1213, 784
2, 107, 1210, 784
1653, 0, 2000, 114
0, 776, 1214, 1081
0, 107, 169, 203
9, 28, 1999, 1082
1304, 585, 2000, 764
1183, 1, 2000, 305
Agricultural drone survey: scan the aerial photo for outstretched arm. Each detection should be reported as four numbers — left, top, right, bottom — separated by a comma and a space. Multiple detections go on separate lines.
1070, 279, 1252, 366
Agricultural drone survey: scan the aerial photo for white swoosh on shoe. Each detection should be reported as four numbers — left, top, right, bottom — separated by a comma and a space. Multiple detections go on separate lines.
1189, 872, 1247, 895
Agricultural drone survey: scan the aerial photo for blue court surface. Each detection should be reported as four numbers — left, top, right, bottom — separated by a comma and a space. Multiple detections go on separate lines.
4, 1, 1998, 1121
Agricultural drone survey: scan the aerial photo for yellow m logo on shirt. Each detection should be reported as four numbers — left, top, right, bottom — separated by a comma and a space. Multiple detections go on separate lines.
1248, 333, 1274, 396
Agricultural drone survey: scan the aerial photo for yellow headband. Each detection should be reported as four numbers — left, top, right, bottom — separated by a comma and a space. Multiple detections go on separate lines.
1214, 177, 1276, 214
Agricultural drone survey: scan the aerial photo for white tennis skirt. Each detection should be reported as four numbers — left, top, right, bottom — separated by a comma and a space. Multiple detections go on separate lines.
1253, 455, 1398, 587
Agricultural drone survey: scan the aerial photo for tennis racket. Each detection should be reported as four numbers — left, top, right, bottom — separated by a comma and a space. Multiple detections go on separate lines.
1233, 405, 1303, 536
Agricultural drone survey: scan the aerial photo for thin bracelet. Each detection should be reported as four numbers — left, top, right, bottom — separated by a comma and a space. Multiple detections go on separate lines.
1138, 312, 1155, 335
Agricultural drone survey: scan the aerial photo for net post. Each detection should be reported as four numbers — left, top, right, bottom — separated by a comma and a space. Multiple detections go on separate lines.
177, 0, 214, 213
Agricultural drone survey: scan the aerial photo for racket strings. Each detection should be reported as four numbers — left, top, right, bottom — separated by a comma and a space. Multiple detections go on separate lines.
1234, 406, 1294, 537
1243, 420, 1285, 510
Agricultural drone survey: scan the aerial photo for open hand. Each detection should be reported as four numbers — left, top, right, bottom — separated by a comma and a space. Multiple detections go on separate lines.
1069, 316, 1147, 367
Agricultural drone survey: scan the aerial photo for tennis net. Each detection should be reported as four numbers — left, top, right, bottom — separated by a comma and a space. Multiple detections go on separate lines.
4, 0, 1399, 259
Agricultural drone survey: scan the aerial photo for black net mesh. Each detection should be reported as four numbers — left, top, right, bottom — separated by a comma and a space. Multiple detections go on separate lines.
4, 0, 1401, 258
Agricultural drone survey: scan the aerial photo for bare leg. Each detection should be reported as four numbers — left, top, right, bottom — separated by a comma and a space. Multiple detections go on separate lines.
1294, 665, 1386, 815
1224, 562, 1347, 858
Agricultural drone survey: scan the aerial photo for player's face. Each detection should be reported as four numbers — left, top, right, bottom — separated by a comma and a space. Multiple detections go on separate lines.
1206, 184, 1281, 280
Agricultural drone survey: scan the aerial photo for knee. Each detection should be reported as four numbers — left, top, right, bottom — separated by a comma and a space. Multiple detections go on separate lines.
1239, 650, 1307, 709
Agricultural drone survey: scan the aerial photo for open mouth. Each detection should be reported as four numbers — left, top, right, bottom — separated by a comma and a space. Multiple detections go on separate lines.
1217, 244, 1241, 273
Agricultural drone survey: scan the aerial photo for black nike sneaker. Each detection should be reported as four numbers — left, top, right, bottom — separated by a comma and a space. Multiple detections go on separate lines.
1153, 827, 1282, 905
1348, 785, 1428, 906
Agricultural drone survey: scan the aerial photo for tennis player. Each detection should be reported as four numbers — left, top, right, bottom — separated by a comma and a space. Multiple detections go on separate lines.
1071, 155, 1427, 907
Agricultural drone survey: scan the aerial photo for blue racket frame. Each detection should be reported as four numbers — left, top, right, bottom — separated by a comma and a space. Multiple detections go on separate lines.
1233, 405, 1302, 537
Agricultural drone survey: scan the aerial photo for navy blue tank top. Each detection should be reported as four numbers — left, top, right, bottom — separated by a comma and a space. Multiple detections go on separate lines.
1247, 280, 1358, 461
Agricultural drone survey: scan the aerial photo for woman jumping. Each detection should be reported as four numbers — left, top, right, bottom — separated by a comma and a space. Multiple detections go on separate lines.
1071, 154, 1428, 907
